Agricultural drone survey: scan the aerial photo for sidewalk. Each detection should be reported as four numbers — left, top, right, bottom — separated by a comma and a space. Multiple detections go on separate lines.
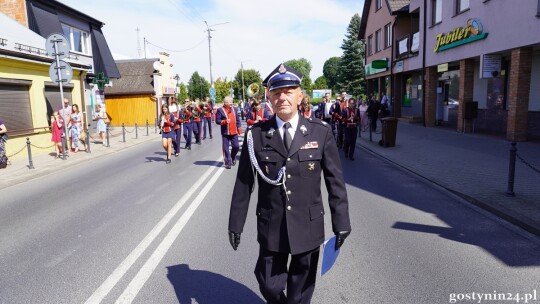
0, 126, 160, 189
356, 121, 540, 236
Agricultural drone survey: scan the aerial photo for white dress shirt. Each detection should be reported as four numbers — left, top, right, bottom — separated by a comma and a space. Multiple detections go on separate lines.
276, 113, 299, 143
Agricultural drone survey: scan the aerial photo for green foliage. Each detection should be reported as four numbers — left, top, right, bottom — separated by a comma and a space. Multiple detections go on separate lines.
233, 69, 262, 100
178, 83, 189, 102
337, 13, 365, 97
214, 79, 234, 103
323, 57, 340, 94
313, 76, 328, 90
284, 58, 312, 94
187, 72, 210, 100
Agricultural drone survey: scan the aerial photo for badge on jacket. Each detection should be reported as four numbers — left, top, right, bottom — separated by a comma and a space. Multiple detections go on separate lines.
300, 141, 318, 149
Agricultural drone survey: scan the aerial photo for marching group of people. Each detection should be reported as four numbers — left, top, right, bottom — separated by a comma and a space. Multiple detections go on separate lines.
314, 91, 391, 160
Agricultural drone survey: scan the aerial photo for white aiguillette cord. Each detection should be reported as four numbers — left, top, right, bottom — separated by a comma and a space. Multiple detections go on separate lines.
247, 129, 289, 201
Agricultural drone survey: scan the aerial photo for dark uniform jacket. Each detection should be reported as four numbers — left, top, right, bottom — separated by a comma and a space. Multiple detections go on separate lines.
228, 115, 351, 255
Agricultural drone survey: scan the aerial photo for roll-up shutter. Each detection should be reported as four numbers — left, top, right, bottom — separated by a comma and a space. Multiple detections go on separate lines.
0, 85, 33, 135
44, 83, 73, 124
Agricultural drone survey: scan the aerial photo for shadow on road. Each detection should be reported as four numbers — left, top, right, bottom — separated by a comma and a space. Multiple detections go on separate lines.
145, 156, 166, 162
166, 264, 264, 303
341, 151, 540, 267
193, 160, 222, 167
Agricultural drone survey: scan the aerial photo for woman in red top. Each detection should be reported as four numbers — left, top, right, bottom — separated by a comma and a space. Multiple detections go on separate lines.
50, 111, 63, 158
159, 104, 175, 163
299, 95, 315, 119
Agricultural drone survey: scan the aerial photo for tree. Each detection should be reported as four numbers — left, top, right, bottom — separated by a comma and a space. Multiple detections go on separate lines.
187, 72, 210, 100
214, 79, 234, 103
323, 57, 341, 95
284, 58, 312, 94
233, 69, 262, 100
178, 83, 189, 102
337, 14, 365, 97
312, 76, 328, 90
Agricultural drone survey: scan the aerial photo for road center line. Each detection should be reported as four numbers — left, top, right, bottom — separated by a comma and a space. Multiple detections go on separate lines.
84, 158, 222, 304
115, 163, 226, 304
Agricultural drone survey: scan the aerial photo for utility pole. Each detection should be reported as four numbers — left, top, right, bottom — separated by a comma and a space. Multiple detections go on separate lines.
241, 62, 245, 102
136, 28, 141, 58
204, 21, 229, 87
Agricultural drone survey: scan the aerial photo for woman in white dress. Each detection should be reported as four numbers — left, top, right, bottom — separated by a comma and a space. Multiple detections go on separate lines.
94, 104, 107, 146
359, 99, 369, 131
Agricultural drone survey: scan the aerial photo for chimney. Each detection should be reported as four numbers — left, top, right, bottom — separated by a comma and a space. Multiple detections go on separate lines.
0, 0, 28, 28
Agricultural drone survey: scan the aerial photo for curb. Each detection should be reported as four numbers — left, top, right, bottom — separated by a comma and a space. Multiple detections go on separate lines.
357, 141, 540, 238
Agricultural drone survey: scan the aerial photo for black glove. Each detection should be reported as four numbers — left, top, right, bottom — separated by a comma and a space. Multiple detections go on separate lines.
335, 231, 351, 250
228, 231, 241, 251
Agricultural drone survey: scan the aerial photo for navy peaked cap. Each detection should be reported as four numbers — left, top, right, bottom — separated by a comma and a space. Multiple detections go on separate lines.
262, 63, 303, 91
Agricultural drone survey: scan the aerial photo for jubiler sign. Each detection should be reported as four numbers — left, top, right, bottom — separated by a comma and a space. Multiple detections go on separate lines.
434, 18, 488, 52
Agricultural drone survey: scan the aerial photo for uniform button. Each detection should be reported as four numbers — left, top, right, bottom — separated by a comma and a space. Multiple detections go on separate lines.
287, 174, 291, 179
309, 155, 313, 158
265, 156, 269, 160
287, 190, 291, 195
287, 206, 292, 211
287, 158, 291, 162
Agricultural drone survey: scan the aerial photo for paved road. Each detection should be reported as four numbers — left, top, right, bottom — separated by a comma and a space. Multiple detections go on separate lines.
1, 130, 539, 303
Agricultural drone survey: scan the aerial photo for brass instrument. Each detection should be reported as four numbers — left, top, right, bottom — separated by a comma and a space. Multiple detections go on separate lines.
192, 102, 201, 119
247, 83, 260, 97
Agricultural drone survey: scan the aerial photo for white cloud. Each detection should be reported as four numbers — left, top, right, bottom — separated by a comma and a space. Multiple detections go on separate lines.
59, 0, 363, 87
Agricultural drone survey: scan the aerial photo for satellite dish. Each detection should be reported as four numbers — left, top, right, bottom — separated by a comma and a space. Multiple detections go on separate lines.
153, 61, 161, 71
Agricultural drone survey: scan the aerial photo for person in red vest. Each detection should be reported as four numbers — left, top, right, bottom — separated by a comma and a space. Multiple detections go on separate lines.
202, 100, 213, 140
170, 101, 183, 157
215, 96, 242, 169
246, 98, 271, 126
192, 98, 203, 145
159, 104, 175, 164
342, 98, 361, 160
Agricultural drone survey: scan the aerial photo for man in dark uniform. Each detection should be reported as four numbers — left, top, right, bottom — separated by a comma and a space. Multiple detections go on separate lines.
228, 63, 351, 304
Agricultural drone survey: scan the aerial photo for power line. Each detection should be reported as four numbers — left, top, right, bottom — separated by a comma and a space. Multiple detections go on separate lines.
145, 38, 206, 53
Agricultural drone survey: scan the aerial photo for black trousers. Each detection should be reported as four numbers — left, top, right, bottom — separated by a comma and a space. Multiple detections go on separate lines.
254, 246, 320, 304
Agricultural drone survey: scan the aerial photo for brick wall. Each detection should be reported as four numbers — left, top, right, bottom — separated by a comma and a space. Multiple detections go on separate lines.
507, 47, 533, 142
458, 59, 475, 132
425, 66, 437, 127
0, 0, 28, 27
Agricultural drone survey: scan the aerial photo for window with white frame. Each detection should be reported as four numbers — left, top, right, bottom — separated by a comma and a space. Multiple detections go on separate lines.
62, 24, 90, 55
456, 0, 469, 13
384, 23, 392, 48
368, 35, 373, 56
432, 0, 442, 25
376, 0, 382, 10
375, 29, 382, 52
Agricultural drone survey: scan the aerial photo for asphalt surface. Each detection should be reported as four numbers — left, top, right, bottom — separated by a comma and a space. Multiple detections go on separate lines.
0, 123, 539, 303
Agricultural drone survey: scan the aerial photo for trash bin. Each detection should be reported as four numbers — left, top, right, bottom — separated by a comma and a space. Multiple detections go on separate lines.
380, 117, 398, 147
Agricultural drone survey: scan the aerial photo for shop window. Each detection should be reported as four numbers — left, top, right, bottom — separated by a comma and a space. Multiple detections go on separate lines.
384, 23, 392, 48
62, 24, 91, 55
368, 35, 373, 56
432, 0, 442, 25
375, 29, 382, 52
456, 0, 469, 14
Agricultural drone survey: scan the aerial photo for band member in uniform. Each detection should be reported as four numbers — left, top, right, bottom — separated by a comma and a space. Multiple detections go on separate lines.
228, 63, 351, 304
191, 98, 203, 144
215, 96, 242, 169
246, 98, 271, 126
182, 99, 193, 150
329, 96, 341, 142
342, 98, 360, 160
159, 104, 175, 163
170, 101, 183, 157
202, 100, 213, 139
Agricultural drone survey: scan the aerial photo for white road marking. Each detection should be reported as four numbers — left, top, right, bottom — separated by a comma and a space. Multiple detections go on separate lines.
115, 164, 226, 303
84, 158, 222, 304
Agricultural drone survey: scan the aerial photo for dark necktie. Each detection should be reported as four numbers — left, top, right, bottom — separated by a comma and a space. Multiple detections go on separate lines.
283, 122, 292, 152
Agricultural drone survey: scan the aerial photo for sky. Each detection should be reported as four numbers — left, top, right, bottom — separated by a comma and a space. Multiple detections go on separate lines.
59, 0, 364, 85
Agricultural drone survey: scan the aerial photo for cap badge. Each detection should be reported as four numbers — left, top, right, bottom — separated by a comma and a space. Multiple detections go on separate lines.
278, 64, 287, 74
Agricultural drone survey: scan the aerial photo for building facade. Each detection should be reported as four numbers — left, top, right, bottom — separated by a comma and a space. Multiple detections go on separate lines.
1, 0, 119, 158
361, 0, 540, 141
